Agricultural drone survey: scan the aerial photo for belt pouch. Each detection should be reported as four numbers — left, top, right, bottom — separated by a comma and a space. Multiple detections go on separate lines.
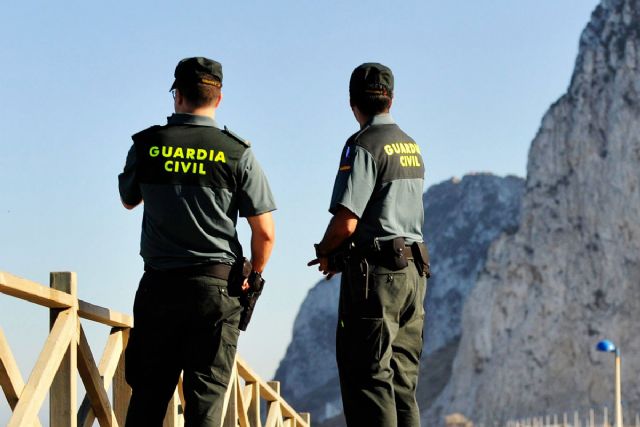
391, 237, 409, 270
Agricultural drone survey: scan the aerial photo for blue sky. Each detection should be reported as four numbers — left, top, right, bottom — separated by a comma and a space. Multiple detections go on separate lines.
0, 0, 598, 421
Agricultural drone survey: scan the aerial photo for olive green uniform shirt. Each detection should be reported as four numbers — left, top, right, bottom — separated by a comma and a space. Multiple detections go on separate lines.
118, 113, 276, 269
329, 113, 425, 246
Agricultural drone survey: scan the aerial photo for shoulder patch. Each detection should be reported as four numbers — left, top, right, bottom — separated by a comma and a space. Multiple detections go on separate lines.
223, 126, 251, 147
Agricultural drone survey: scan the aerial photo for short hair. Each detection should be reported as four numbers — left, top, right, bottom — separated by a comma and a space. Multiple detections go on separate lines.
350, 86, 392, 116
175, 72, 221, 108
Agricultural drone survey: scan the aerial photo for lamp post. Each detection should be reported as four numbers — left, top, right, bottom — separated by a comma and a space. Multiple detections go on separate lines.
596, 339, 622, 427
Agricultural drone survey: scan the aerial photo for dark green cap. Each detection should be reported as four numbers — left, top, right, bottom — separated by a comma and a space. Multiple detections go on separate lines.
349, 62, 394, 97
170, 57, 223, 91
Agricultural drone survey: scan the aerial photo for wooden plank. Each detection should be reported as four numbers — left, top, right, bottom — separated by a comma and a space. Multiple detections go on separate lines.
177, 375, 185, 416
245, 382, 261, 427
77, 327, 117, 427
236, 354, 260, 382
236, 356, 308, 426
0, 327, 25, 408
113, 334, 131, 427
265, 401, 281, 427
235, 375, 250, 427
0, 271, 75, 309
163, 390, 182, 427
0, 328, 44, 427
222, 361, 238, 427
50, 272, 78, 427
79, 328, 127, 427
301, 412, 311, 426
7, 309, 76, 427
267, 381, 281, 396
78, 300, 133, 328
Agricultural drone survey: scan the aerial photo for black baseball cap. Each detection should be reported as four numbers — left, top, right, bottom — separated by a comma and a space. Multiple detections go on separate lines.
349, 63, 394, 97
170, 57, 223, 91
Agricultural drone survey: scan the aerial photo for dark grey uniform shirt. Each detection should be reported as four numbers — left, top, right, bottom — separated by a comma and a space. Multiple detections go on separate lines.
330, 113, 424, 246
119, 113, 276, 269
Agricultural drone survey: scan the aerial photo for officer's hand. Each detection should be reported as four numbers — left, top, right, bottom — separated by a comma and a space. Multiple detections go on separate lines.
307, 257, 335, 280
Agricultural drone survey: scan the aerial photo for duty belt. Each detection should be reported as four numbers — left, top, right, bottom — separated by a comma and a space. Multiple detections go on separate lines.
354, 237, 431, 277
144, 262, 232, 280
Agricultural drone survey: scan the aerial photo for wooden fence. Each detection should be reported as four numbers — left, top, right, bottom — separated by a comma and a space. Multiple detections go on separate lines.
0, 270, 310, 427
506, 408, 640, 427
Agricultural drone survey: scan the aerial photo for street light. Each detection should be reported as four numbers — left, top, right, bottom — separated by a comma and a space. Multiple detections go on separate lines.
596, 339, 622, 427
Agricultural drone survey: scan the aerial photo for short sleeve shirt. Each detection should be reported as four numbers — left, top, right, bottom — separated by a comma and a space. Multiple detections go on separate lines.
329, 114, 425, 245
118, 113, 276, 269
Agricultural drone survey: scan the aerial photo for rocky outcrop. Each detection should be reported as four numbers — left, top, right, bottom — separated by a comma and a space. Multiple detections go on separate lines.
426, 0, 640, 424
275, 174, 524, 425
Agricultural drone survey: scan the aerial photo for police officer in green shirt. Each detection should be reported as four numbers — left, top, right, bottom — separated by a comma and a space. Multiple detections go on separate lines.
309, 63, 429, 427
119, 57, 276, 426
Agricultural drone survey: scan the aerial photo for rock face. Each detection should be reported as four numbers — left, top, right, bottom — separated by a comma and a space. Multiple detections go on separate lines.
422, 174, 524, 356
274, 174, 524, 425
426, 0, 640, 424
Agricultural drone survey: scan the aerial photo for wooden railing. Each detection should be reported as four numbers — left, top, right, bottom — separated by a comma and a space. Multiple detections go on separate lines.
0, 271, 310, 427
506, 408, 640, 427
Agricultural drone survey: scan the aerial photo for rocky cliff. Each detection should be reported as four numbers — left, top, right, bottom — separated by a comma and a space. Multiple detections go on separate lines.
426, 0, 640, 423
275, 174, 524, 425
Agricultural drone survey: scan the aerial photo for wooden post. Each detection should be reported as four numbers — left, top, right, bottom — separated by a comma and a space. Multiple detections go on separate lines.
50, 272, 77, 427
301, 412, 311, 426
246, 382, 261, 427
113, 346, 131, 425
163, 389, 183, 427
574, 411, 579, 427
266, 381, 281, 427
590, 409, 595, 427
267, 380, 281, 395
223, 373, 238, 427
604, 407, 609, 427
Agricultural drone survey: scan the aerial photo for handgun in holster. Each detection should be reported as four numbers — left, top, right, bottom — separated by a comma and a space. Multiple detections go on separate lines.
316, 242, 354, 273
236, 258, 265, 331
410, 241, 431, 278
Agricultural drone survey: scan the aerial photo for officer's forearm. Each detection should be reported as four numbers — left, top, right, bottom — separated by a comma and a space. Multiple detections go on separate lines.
317, 207, 358, 255
247, 212, 275, 273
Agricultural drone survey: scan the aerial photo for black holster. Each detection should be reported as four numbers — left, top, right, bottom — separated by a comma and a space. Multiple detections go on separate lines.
411, 242, 431, 278
323, 242, 354, 273
238, 268, 265, 331
229, 258, 252, 296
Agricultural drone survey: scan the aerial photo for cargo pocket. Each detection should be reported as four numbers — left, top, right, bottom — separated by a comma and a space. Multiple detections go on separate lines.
211, 322, 240, 385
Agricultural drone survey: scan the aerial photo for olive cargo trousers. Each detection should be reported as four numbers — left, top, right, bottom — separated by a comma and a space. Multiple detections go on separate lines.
124, 271, 242, 427
336, 259, 427, 427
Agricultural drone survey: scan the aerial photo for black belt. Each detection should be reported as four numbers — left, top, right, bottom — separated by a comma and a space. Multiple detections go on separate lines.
144, 263, 232, 280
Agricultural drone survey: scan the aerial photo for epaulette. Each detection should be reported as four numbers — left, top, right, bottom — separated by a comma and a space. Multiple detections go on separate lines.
132, 125, 162, 140
223, 126, 251, 147
351, 124, 371, 144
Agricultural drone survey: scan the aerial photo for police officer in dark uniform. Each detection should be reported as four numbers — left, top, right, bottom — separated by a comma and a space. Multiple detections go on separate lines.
309, 63, 429, 427
118, 57, 276, 426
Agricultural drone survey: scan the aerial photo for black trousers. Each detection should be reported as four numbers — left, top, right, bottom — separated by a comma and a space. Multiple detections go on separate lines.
124, 271, 242, 427
336, 259, 427, 427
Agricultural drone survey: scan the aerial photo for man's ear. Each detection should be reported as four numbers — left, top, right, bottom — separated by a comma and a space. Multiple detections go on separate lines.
214, 92, 223, 109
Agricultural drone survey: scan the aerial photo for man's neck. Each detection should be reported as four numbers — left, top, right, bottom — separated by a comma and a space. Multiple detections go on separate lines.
175, 106, 216, 119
